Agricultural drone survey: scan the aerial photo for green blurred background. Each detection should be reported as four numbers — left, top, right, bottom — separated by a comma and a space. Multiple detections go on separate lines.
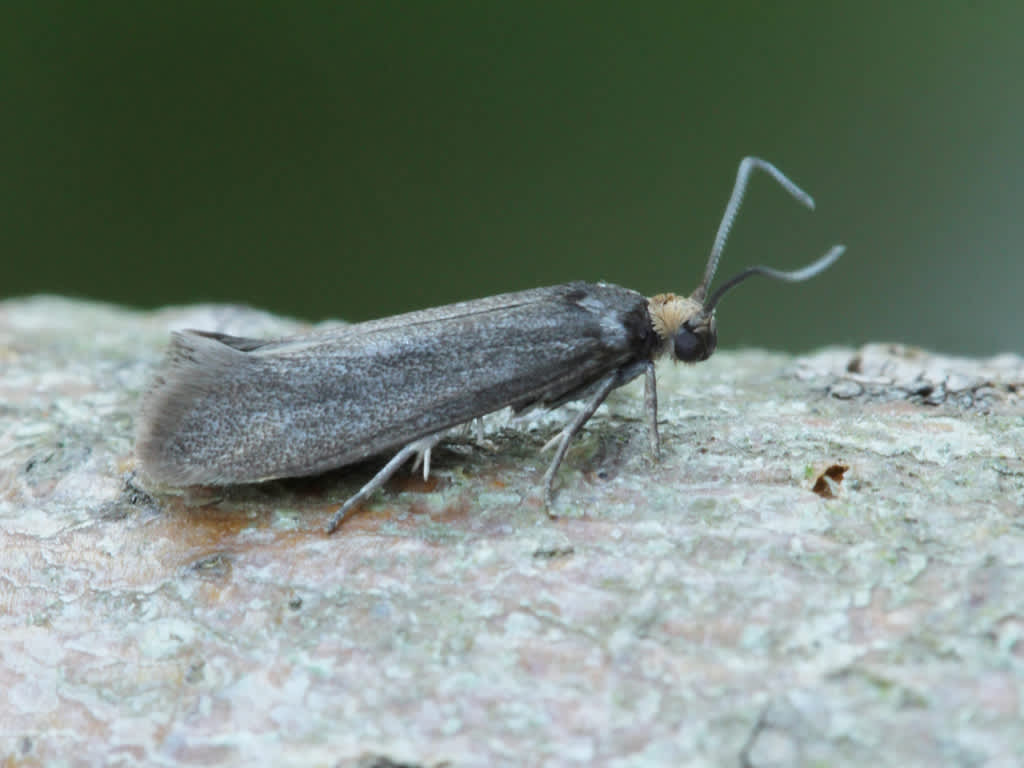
3, 2, 1022, 354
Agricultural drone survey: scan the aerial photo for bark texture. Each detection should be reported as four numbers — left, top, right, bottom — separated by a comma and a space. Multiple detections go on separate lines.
1, 296, 1022, 767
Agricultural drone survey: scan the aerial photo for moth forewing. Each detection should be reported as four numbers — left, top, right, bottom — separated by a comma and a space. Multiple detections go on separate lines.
137, 282, 653, 488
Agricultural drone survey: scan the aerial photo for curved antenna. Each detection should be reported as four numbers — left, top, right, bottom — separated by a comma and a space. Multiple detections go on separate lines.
703, 244, 845, 315
693, 156, 816, 302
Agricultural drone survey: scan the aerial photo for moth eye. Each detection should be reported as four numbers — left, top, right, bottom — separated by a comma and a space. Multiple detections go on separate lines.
674, 325, 717, 362
674, 329, 702, 362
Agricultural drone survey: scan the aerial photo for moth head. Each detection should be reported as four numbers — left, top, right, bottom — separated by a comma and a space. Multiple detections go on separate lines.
647, 242, 843, 364
650, 156, 846, 363
648, 294, 717, 363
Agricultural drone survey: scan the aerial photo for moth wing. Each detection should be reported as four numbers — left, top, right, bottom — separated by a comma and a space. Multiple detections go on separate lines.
136, 282, 652, 486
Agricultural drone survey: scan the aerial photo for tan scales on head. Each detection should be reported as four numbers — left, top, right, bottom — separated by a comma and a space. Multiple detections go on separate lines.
647, 293, 703, 341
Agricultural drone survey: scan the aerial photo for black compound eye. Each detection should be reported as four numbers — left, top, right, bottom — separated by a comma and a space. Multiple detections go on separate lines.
674, 329, 702, 361
674, 323, 717, 362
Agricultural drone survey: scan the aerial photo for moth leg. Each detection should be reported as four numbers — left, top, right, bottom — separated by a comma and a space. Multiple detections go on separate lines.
644, 361, 660, 461
410, 444, 433, 480
325, 431, 445, 534
541, 372, 619, 511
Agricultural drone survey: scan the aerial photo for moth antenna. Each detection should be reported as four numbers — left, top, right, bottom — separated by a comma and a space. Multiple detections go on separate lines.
703, 244, 845, 315
693, 157, 816, 302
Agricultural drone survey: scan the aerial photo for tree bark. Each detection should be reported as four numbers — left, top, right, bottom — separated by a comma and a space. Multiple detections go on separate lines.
1, 296, 1021, 766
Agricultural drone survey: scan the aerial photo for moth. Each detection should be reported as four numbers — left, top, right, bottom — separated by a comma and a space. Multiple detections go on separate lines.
136, 156, 844, 532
